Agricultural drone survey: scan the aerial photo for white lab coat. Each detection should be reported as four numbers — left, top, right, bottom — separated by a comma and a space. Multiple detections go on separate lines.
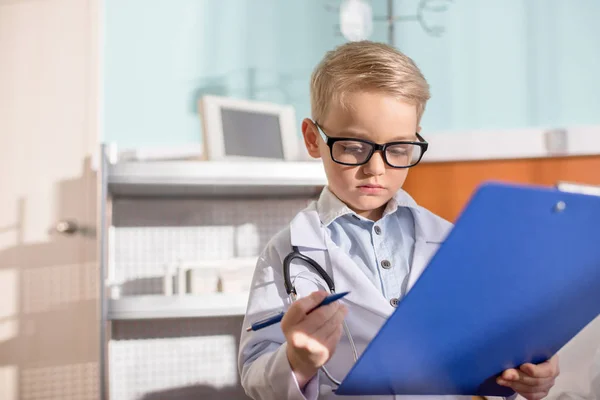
238, 199, 497, 400
548, 318, 600, 400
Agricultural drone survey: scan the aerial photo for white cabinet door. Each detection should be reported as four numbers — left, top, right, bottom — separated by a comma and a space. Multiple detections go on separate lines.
0, 0, 100, 399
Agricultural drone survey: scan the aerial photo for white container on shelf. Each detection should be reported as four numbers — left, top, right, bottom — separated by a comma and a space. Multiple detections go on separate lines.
176, 257, 257, 295
219, 263, 255, 293
235, 223, 259, 257
187, 267, 220, 295
106, 278, 123, 299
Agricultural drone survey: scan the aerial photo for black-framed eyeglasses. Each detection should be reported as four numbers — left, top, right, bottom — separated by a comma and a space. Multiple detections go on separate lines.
315, 122, 428, 168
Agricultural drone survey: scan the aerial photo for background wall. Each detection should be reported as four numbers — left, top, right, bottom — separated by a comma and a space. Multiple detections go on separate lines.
103, 0, 341, 148
103, 0, 600, 148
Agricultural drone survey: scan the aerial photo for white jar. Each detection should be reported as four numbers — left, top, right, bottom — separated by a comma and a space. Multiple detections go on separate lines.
235, 223, 259, 258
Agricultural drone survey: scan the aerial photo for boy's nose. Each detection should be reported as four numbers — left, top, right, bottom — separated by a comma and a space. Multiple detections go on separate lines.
363, 151, 386, 176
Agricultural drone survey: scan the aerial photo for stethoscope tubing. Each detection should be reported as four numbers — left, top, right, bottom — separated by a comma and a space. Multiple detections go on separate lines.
284, 247, 358, 387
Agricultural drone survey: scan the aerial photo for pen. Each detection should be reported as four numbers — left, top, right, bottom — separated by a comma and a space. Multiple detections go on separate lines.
245, 291, 350, 332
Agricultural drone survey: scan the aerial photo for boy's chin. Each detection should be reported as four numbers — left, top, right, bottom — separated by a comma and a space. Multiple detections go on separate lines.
350, 195, 392, 213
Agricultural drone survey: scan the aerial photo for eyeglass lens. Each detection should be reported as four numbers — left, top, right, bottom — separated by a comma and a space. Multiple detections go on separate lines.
331, 140, 423, 167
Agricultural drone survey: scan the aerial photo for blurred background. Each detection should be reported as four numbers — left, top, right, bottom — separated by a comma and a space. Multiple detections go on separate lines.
1, 0, 599, 399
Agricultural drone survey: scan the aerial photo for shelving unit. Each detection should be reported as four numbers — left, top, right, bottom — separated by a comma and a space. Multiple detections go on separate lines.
108, 160, 327, 197
107, 292, 250, 320
99, 146, 327, 400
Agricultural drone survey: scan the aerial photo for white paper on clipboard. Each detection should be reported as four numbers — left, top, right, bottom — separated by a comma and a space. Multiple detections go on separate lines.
556, 181, 600, 197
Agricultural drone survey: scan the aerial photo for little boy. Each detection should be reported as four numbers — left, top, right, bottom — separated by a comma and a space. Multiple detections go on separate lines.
238, 41, 559, 400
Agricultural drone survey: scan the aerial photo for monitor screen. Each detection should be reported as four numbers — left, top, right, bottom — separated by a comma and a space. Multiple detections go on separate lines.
220, 108, 285, 159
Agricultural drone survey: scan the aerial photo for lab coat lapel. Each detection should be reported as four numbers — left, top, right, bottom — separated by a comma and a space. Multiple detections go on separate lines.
290, 205, 393, 320
408, 237, 434, 291
324, 236, 394, 319
289, 206, 327, 250
407, 209, 449, 291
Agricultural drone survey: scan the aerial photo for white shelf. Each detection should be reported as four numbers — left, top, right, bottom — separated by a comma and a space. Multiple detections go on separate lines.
108, 160, 327, 197
107, 292, 249, 320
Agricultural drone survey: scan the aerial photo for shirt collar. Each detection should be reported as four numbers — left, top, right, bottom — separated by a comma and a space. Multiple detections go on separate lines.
316, 186, 420, 226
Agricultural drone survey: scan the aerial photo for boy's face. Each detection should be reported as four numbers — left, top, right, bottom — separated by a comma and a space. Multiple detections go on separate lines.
302, 91, 420, 221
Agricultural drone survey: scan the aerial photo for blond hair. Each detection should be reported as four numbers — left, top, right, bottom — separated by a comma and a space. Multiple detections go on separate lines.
310, 41, 430, 123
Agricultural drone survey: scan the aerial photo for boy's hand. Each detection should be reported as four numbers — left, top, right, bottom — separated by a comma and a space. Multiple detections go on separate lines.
281, 290, 348, 390
497, 355, 560, 400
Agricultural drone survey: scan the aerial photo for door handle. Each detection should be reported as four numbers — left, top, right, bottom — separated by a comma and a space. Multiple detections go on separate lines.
55, 220, 79, 235
51, 219, 96, 238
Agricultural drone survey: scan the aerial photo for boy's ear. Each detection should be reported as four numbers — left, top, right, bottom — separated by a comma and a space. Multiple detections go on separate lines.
301, 118, 322, 159
417, 125, 422, 134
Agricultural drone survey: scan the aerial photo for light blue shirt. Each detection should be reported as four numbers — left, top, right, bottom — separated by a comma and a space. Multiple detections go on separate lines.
316, 187, 417, 303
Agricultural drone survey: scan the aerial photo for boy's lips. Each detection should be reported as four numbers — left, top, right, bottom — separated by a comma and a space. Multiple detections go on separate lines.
358, 184, 385, 189
357, 184, 386, 193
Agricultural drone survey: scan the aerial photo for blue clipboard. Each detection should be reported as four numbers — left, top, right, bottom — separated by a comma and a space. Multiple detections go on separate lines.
336, 181, 600, 396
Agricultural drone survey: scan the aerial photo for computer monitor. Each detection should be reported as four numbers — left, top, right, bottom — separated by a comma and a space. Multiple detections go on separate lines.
199, 95, 299, 161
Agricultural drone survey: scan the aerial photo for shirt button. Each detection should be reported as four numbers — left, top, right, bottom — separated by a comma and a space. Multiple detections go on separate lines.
381, 260, 392, 269
374, 226, 382, 235
390, 298, 399, 307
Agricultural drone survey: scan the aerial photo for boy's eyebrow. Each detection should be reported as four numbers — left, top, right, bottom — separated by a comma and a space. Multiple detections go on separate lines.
334, 130, 418, 142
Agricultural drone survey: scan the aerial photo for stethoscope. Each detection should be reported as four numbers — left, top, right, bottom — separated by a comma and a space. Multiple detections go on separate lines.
282, 245, 359, 386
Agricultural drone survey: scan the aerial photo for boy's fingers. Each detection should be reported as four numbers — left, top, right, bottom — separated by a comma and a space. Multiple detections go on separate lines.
520, 358, 558, 378
499, 381, 537, 394
501, 368, 520, 381
497, 379, 554, 395
520, 363, 547, 378
324, 322, 345, 350
310, 304, 346, 337
300, 302, 340, 334
500, 369, 537, 385
301, 291, 329, 312
287, 291, 328, 321
300, 308, 346, 358
309, 301, 340, 322
501, 357, 559, 382
497, 374, 553, 388
322, 309, 347, 348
